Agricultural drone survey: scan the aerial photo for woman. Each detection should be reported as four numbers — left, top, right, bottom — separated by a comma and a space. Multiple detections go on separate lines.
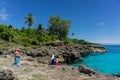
51, 54, 55, 65
55, 60, 59, 66
12, 48, 21, 66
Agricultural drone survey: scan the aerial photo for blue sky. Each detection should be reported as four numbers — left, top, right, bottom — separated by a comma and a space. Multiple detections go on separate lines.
0, 0, 120, 44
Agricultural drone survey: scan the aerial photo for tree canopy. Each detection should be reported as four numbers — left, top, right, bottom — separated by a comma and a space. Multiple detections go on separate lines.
47, 15, 70, 40
25, 13, 35, 28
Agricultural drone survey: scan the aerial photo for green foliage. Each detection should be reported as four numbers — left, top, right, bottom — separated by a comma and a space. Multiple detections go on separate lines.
0, 24, 14, 41
63, 38, 73, 45
0, 14, 94, 46
21, 26, 25, 32
36, 24, 43, 34
36, 24, 44, 44
71, 39, 94, 45
0, 45, 4, 50
8, 24, 13, 28
26, 46, 33, 51
47, 15, 70, 40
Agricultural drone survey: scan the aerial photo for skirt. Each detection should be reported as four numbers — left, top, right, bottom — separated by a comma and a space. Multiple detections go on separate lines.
12, 56, 21, 66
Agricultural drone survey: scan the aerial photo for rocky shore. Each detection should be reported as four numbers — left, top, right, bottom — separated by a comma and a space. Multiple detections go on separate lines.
26, 45, 107, 64
0, 44, 107, 64
1, 44, 120, 80
0, 59, 120, 80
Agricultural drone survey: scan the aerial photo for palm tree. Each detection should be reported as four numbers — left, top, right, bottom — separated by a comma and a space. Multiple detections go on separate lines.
21, 26, 25, 32
25, 13, 35, 28
36, 24, 43, 34
72, 32, 74, 37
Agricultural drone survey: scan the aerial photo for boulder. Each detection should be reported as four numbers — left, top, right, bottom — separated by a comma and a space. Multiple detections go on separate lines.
79, 64, 96, 75
28, 48, 49, 57
62, 51, 82, 63
115, 73, 120, 77
54, 40, 63, 46
37, 57, 50, 64
0, 69, 15, 80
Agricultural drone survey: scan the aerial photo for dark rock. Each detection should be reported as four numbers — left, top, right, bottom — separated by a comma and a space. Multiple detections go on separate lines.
62, 51, 82, 63
28, 47, 49, 57
115, 73, 120, 77
0, 51, 3, 55
0, 69, 15, 80
27, 58, 34, 61
79, 64, 96, 75
22, 45, 107, 64
20, 48, 28, 55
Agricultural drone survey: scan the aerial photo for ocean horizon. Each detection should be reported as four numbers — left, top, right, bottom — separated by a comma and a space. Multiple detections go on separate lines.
70, 45, 120, 74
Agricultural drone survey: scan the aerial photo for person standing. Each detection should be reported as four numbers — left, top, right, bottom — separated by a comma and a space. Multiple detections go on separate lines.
12, 48, 21, 66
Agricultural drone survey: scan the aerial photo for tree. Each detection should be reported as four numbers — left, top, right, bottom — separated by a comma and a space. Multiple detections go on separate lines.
36, 24, 43, 35
25, 13, 35, 28
25, 28, 36, 37
72, 32, 74, 37
21, 26, 25, 32
36, 24, 44, 44
8, 24, 13, 28
47, 15, 70, 40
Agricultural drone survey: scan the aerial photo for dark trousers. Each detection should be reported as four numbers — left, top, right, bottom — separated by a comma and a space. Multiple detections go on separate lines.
51, 59, 55, 65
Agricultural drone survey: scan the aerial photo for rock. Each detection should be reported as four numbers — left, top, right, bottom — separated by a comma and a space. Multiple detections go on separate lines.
37, 57, 50, 64
56, 56, 65, 63
0, 69, 15, 80
0, 44, 107, 64
54, 40, 63, 46
90, 46, 107, 53
23, 45, 107, 64
0, 51, 3, 55
115, 73, 120, 77
20, 48, 28, 56
79, 64, 96, 75
28, 47, 49, 57
62, 51, 82, 63
27, 58, 34, 61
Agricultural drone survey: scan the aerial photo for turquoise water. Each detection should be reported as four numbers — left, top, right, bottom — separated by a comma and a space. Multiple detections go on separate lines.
70, 45, 120, 74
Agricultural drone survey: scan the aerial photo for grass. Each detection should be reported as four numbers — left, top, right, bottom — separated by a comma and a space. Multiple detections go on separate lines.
26, 46, 33, 51
0, 45, 5, 50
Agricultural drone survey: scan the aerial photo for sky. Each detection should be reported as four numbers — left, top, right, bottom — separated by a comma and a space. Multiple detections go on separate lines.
0, 0, 120, 44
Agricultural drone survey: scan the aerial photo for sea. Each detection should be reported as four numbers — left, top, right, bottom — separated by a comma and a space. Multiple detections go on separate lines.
70, 45, 120, 74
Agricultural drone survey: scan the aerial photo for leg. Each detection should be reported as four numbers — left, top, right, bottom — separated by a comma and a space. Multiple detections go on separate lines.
16, 56, 20, 66
12, 57, 17, 66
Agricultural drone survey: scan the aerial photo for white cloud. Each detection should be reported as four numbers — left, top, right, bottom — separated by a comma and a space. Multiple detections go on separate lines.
93, 40, 120, 45
98, 22, 105, 26
0, 1, 10, 20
